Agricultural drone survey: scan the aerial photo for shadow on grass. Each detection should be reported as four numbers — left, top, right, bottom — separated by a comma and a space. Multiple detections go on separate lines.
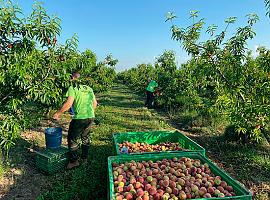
1, 137, 51, 200
37, 143, 114, 200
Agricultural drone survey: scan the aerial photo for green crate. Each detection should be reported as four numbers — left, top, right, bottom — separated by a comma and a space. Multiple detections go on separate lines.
108, 152, 252, 200
36, 146, 69, 175
113, 130, 205, 156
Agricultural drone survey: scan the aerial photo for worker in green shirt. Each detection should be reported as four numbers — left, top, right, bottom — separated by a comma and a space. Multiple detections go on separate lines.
53, 72, 97, 169
145, 79, 159, 108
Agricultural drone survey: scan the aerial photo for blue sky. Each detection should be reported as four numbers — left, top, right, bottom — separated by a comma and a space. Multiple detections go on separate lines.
15, 0, 270, 71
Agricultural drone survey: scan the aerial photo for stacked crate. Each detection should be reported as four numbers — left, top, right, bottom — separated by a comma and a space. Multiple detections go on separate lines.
108, 130, 252, 200
36, 146, 69, 175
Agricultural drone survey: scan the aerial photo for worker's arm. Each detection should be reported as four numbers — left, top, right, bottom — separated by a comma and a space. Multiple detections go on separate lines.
53, 96, 74, 120
93, 97, 98, 110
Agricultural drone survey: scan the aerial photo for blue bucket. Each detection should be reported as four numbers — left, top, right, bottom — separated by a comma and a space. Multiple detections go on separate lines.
45, 127, 62, 149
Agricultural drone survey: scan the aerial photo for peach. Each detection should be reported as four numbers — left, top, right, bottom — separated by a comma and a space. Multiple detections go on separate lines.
179, 191, 187, 200
165, 187, 172, 194
217, 186, 225, 193
137, 188, 144, 197
125, 192, 133, 200
145, 184, 152, 191
116, 195, 123, 200
199, 187, 207, 196
163, 180, 169, 188
135, 182, 141, 189
149, 187, 157, 195
226, 185, 233, 192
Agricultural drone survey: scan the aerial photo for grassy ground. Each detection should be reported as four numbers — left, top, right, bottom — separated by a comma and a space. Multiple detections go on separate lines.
37, 85, 172, 200
156, 110, 270, 199
0, 84, 269, 199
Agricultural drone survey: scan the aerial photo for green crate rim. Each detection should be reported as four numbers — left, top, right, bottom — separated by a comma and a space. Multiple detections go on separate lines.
113, 130, 206, 156
36, 153, 67, 163
35, 146, 69, 159
107, 152, 252, 200
35, 146, 69, 175
36, 158, 68, 174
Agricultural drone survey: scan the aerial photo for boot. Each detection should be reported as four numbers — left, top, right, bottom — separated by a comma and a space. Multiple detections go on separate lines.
66, 160, 80, 169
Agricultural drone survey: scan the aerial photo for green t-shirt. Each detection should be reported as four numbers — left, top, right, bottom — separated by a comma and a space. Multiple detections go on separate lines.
146, 80, 158, 92
66, 85, 95, 119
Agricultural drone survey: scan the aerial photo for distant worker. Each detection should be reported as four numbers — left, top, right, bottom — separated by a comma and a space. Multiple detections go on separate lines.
53, 72, 97, 169
145, 79, 159, 108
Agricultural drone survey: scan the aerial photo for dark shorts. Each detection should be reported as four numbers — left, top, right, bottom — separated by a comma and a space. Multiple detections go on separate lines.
68, 118, 94, 161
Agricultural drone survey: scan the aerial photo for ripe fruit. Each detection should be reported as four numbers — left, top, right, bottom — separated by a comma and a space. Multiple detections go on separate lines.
118, 182, 124, 187
118, 141, 185, 153
173, 188, 179, 196
207, 187, 215, 194
125, 192, 133, 200
135, 182, 141, 189
137, 188, 144, 197
117, 186, 123, 193
153, 193, 161, 200
59, 55, 65, 61
112, 157, 234, 199
214, 189, 221, 196
191, 185, 199, 192
217, 186, 225, 193
134, 170, 140, 176
146, 170, 152, 176
186, 193, 192, 199
165, 187, 172, 194
118, 175, 124, 182
226, 185, 233, 192
142, 193, 149, 200
179, 191, 187, 200
53, 37, 57, 45
178, 178, 185, 186
170, 180, 176, 188
203, 193, 211, 198
220, 181, 227, 188
126, 184, 134, 191
162, 193, 170, 200
116, 195, 123, 200
7, 44, 13, 49
163, 180, 169, 188
217, 192, 225, 197
149, 187, 157, 195
199, 187, 207, 195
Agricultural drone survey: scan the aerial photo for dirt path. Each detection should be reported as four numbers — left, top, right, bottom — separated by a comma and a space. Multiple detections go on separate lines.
0, 117, 70, 200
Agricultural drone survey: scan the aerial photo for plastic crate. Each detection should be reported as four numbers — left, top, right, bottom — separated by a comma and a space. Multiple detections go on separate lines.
36, 146, 69, 175
113, 130, 205, 156
108, 152, 252, 200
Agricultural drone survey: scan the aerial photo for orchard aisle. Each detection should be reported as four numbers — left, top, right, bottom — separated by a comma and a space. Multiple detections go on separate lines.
0, 84, 172, 200
1, 84, 268, 200
42, 84, 268, 200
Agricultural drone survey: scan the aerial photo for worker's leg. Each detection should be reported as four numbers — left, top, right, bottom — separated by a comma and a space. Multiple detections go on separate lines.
149, 92, 155, 108
67, 119, 85, 168
81, 118, 94, 160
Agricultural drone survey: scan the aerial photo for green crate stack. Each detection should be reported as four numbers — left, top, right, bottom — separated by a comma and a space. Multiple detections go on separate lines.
36, 146, 69, 175
108, 152, 252, 200
113, 130, 206, 156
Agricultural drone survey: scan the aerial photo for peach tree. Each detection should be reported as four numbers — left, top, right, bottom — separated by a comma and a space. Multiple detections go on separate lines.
168, 11, 270, 143
0, 0, 117, 156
